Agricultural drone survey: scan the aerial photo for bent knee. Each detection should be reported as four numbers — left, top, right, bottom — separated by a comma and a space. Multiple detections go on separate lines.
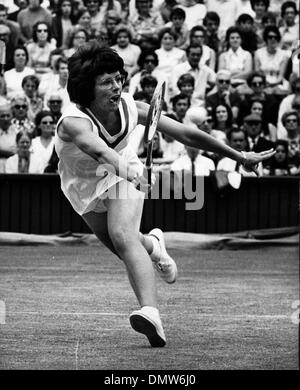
109, 227, 139, 255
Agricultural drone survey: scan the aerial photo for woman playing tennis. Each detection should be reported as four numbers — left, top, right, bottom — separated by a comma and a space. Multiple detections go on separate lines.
55, 42, 275, 348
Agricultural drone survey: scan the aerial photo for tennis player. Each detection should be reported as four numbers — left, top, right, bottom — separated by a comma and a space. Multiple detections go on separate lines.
55, 42, 275, 348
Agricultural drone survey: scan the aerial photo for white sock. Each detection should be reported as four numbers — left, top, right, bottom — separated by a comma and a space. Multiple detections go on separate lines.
148, 234, 161, 262
141, 306, 160, 319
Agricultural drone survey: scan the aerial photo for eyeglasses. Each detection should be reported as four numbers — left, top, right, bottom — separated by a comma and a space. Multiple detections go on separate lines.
49, 100, 62, 104
37, 29, 48, 33
267, 35, 278, 40
252, 81, 263, 87
41, 121, 54, 125
286, 119, 298, 123
0, 114, 11, 119
218, 79, 230, 84
14, 105, 27, 109
97, 74, 125, 89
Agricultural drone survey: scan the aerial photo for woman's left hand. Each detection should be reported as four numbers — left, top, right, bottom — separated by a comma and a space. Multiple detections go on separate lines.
242, 149, 276, 176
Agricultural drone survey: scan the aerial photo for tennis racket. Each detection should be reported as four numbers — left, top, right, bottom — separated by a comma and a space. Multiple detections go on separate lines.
0, 40, 5, 76
143, 81, 166, 188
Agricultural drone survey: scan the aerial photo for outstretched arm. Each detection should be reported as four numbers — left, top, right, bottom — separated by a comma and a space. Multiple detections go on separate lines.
136, 101, 275, 175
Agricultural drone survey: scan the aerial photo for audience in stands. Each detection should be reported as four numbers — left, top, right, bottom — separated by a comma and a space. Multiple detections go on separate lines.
0, 97, 16, 172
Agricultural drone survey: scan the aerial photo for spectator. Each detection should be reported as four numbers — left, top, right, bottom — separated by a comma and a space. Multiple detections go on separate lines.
118, 0, 130, 23
256, 10, 277, 48
176, 0, 206, 31
248, 98, 277, 141
242, 113, 274, 156
176, 73, 194, 103
0, 3, 20, 49
62, 27, 88, 58
111, 25, 141, 78
205, 69, 242, 121
155, 27, 186, 97
203, 11, 221, 59
159, 0, 178, 23
5, 130, 44, 173
26, 21, 57, 78
167, 92, 190, 123
206, 0, 240, 40
31, 110, 55, 170
211, 103, 233, 134
140, 74, 157, 101
128, 49, 167, 96
3, 45, 35, 99
263, 139, 291, 176
218, 26, 253, 87
254, 25, 290, 92
51, 0, 77, 49
189, 25, 216, 70
101, 9, 122, 46
128, 0, 164, 50
280, 110, 300, 175
279, 1, 298, 51
22, 74, 44, 122
46, 93, 63, 123
139, 131, 164, 159
0, 97, 16, 173
164, 7, 189, 50
43, 56, 70, 112
236, 13, 258, 54
10, 94, 35, 135
71, 7, 95, 38
277, 76, 300, 138
217, 126, 261, 176
0, 24, 14, 71
83, 0, 105, 32
7, 0, 28, 22
171, 43, 216, 107
17, 0, 53, 43
250, 0, 270, 37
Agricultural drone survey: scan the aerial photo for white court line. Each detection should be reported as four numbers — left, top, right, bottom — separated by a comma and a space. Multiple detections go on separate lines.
7, 311, 289, 319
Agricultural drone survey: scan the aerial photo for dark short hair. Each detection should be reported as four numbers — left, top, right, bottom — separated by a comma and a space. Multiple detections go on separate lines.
13, 45, 29, 65
158, 27, 178, 43
190, 25, 206, 40
186, 43, 203, 56
237, 13, 254, 24
140, 74, 158, 89
170, 7, 186, 20
225, 26, 242, 44
281, 1, 297, 17
247, 71, 266, 87
54, 56, 68, 72
35, 110, 55, 135
250, 0, 269, 11
171, 93, 190, 110
227, 126, 246, 142
137, 49, 159, 68
203, 11, 220, 26
22, 74, 40, 89
177, 73, 195, 88
263, 25, 281, 42
211, 103, 233, 128
262, 11, 277, 25
67, 42, 126, 107
32, 21, 52, 43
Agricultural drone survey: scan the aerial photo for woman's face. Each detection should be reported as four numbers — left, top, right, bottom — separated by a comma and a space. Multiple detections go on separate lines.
36, 23, 48, 42
251, 102, 263, 117
229, 32, 241, 50
254, 1, 267, 17
14, 48, 27, 68
161, 32, 175, 51
283, 7, 295, 26
117, 31, 130, 48
93, 71, 123, 112
79, 11, 91, 27
143, 55, 156, 72
180, 82, 194, 97
274, 145, 287, 163
61, 1, 72, 17
215, 105, 228, 123
17, 134, 31, 156
73, 31, 87, 48
23, 79, 37, 98
39, 115, 55, 137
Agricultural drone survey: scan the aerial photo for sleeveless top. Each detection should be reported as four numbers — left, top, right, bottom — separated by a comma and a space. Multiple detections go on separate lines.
54, 93, 140, 215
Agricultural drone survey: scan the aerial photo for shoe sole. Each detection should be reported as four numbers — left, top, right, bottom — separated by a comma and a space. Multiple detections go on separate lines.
130, 314, 166, 348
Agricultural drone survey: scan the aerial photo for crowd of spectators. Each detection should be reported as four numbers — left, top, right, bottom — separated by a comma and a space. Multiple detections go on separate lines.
0, 0, 299, 178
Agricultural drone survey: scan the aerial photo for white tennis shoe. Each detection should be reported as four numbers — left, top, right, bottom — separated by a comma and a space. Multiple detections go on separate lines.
148, 228, 177, 284
129, 307, 166, 347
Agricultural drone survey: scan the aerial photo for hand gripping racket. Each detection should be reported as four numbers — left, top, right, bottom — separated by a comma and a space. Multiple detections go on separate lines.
143, 81, 166, 188
0, 40, 6, 76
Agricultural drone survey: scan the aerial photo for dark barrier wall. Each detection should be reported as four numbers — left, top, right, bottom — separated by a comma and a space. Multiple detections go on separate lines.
0, 174, 298, 234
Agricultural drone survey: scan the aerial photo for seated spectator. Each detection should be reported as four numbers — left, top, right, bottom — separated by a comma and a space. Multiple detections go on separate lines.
256, 11, 277, 48
171, 44, 216, 107
211, 103, 233, 135
46, 94, 63, 123
206, 69, 242, 121
170, 144, 215, 177
17, 0, 53, 43
155, 27, 186, 97
206, 0, 240, 40
217, 126, 262, 176
26, 21, 57, 79
242, 113, 274, 161
71, 7, 95, 39
188, 25, 216, 71
0, 24, 14, 71
10, 94, 35, 136
51, 0, 77, 49
7, 0, 28, 22
218, 26, 253, 87
62, 27, 88, 58
176, 73, 194, 105
176, 0, 206, 31
236, 13, 258, 54
83, 0, 105, 33
5, 130, 44, 173
0, 97, 16, 173
42, 57, 70, 112
167, 92, 190, 123
128, 49, 167, 96
129, 0, 164, 50
248, 98, 277, 141
101, 9, 122, 46
280, 110, 300, 175
159, 0, 178, 23
111, 25, 141, 78
263, 139, 292, 176
251, 0, 270, 38
118, 0, 130, 23
203, 11, 221, 60
3, 45, 35, 99
22, 74, 44, 122
164, 7, 189, 50
279, 1, 299, 51
31, 110, 55, 171
254, 25, 290, 93
140, 74, 158, 101
0, 3, 20, 49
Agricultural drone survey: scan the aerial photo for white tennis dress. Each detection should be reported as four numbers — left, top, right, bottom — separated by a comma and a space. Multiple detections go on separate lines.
55, 93, 143, 215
